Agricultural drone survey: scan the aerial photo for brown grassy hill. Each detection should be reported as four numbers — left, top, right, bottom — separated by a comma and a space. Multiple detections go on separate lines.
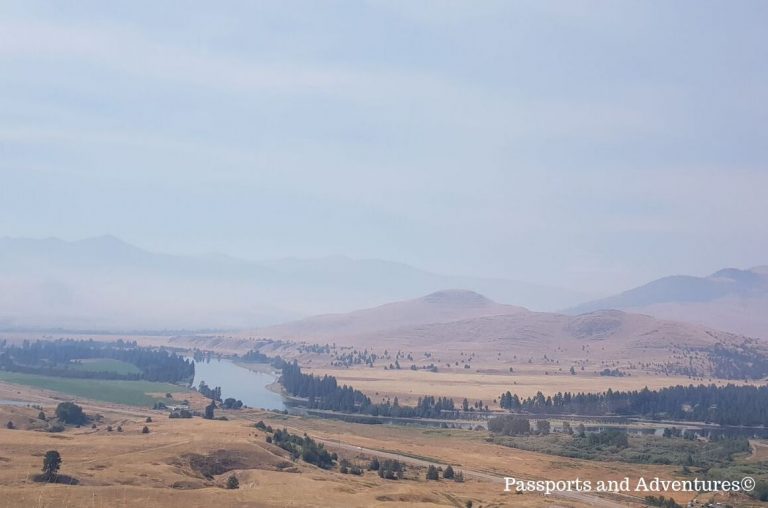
247, 291, 762, 378
348, 309, 734, 357
252, 289, 527, 341
568, 266, 768, 339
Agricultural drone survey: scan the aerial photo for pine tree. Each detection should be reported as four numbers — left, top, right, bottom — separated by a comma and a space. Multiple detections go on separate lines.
42, 450, 62, 481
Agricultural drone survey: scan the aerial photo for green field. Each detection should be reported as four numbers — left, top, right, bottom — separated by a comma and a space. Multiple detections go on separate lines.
69, 358, 142, 375
0, 370, 186, 406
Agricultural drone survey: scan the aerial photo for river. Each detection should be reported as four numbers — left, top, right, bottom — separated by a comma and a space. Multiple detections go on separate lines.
191, 358, 286, 410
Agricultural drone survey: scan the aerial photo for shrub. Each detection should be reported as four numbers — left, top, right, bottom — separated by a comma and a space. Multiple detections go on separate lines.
488, 415, 530, 436
142, 426, 150, 434
55, 402, 86, 425
226, 474, 239, 490
48, 423, 65, 433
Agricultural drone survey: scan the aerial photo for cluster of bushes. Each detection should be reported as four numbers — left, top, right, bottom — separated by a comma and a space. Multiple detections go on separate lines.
368, 457, 405, 480
254, 420, 273, 432
488, 415, 531, 435
338, 459, 363, 475
238, 349, 286, 369
425, 464, 463, 481
644, 495, 682, 508
169, 409, 192, 418
268, 428, 335, 469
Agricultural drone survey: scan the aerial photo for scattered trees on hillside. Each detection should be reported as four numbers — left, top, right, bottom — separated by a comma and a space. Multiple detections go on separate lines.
197, 381, 222, 401
270, 428, 335, 469
377, 459, 405, 480
222, 397, 244, 409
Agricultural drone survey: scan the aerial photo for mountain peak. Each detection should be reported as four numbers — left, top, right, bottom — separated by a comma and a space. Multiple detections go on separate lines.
420, 289, 493, 306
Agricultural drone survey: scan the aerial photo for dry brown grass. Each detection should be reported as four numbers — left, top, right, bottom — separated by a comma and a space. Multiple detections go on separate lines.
303, 365, 724, 406
2, 380, 764, 507
0, 386, 581, 508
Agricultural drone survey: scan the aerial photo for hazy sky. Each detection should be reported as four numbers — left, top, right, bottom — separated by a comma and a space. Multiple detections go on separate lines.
1, 1, 766, 293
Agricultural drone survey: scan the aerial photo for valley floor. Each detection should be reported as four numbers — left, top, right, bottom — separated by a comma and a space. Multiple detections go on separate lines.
0, 381, 762, 507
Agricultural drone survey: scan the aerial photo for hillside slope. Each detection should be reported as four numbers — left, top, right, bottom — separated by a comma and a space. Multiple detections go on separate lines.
567, 267, 768, 338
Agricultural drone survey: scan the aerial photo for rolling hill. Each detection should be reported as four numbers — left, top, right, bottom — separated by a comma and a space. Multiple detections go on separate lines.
566, 266, 768, 339
251, 290, 755, 375
252, 289, 528, 340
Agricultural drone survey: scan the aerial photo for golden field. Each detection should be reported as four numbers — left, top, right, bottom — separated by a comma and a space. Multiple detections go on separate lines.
0, 380, 762, 508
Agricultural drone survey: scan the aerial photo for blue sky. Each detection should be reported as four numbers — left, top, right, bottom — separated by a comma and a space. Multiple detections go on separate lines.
1, 1, 766, 293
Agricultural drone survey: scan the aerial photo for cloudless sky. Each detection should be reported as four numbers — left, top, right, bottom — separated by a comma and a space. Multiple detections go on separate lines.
1, 1, 766, 293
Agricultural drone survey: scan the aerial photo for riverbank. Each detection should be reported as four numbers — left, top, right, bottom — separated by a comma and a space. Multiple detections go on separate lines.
233, 361, 289, 398
192, 358, 286, 410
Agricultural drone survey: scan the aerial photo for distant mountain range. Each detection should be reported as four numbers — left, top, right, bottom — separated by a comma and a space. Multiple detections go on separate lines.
566, 266, 768, 339
0, 235, 588, 330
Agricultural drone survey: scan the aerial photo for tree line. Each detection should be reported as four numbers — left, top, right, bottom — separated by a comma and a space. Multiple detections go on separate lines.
499, 384, 768, 426
281, 361, 455, 418
0, 339, 194, 383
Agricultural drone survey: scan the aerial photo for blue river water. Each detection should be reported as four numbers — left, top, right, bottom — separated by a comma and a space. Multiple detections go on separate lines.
191, 358, 285, 410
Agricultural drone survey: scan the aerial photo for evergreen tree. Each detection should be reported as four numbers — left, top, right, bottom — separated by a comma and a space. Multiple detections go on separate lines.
204, 400, 216, 420
55, 402, 86, 425
42, 450, 62, 481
